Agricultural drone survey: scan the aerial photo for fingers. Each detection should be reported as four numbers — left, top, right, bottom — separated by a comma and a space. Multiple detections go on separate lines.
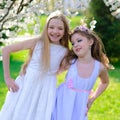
9, 86, 19, 92
85, 107, 88, 116
87, 99, 94, 111
9, 87, 13, 92
5, 78, 19, 92
8, 83, 19, 92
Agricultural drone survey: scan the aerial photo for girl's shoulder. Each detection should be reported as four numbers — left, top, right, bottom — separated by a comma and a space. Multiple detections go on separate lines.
71, 59, 77, 64
68, 59, 77, 69
34, 38, 44, 49
98, 61, 108, 76
20, 35, 40, 49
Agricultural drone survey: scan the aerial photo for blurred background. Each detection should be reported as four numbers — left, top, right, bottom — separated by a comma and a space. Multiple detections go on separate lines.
0, 0, 120, 119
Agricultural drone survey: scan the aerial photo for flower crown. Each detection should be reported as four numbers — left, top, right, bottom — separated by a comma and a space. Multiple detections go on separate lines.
74, 25, 89, 32
74, 20, 97, 33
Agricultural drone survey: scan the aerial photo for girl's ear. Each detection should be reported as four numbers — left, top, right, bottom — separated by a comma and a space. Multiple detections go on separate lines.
89, 39, 94, 46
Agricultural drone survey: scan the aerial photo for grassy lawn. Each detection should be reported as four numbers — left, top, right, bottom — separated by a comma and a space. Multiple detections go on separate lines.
57, 68, 120, 120
0, 15, 120, 119
0, 51, 120, 120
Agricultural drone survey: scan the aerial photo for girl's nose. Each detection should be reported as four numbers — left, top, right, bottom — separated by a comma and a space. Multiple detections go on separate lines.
53, 28, 58, 33
74, 42, 78, 47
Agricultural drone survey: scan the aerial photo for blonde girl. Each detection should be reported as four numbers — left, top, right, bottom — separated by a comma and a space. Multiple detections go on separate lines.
0, 10, 70, 120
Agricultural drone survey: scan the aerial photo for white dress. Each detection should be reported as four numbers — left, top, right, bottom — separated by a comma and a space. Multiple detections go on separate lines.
0, 41, 67, 120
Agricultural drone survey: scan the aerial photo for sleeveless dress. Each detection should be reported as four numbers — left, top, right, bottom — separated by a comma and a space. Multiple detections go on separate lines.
51, 59, 100, 120
0, 41, 67, 120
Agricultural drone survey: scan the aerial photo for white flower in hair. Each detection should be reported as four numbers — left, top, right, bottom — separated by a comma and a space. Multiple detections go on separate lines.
90, 20, 97, 30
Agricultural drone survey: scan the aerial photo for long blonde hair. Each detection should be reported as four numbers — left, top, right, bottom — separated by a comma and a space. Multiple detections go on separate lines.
21, 10, 70, 74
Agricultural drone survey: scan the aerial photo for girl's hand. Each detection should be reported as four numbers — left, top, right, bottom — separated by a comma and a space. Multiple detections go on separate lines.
5, 78, 19, 92
87, 96, 95, 110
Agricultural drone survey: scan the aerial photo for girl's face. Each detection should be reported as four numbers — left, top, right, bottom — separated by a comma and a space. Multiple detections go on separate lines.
48, 18, 65, 44
71, 33, 93, 58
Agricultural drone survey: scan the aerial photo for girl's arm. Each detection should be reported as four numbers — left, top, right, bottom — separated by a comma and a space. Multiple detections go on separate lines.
2, 37, 39, 92
87, 63, 109, 110
57, 50, 70, 74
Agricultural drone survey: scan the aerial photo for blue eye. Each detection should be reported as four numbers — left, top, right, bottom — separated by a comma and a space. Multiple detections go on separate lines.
48, 26, 54, 29
78, 39, 82, 42
58, 27, 64, 30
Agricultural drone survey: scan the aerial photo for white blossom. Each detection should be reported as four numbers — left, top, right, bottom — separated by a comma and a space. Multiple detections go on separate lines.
103, 0, 120, 19
90, 20, 97, 30
1, 0, 120, 39
5, 0, 13, 8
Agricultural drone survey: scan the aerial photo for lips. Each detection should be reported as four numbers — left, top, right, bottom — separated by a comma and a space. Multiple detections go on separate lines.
50, 34, 60, 39
75, 48, 81, 52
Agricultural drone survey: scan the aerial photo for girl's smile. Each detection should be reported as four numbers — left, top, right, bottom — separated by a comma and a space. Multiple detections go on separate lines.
71, 33, 93, 58
48, 18, 65, 45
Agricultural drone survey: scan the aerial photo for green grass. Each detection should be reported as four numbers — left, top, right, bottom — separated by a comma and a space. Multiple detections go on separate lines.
57, 68, 120, 120
1, 51, 119, 120
0, 15, 120, 119
0, 51, 28, 107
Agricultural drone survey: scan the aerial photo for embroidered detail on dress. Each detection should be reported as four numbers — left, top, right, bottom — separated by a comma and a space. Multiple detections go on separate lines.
65, 79, 91, 93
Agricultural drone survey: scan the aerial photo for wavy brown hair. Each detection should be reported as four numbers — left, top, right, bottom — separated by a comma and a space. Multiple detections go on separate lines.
64, 26, 111, 69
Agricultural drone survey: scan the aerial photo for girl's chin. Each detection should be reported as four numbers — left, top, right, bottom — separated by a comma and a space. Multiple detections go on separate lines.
51, 41, 60, 44
50, 39, 60, 43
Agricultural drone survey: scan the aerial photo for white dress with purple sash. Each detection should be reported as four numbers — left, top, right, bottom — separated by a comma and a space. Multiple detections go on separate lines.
51, 59, 100, 120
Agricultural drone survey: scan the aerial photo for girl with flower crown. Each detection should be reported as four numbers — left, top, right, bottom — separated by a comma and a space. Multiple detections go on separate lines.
51, 25, 111, 120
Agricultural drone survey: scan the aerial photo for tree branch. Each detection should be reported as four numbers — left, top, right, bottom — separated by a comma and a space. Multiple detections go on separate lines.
0, 0, 16, 22
17, 0, 34, 14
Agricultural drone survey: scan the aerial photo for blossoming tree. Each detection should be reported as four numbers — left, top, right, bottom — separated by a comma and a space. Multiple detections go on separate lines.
0, 0, 120, 39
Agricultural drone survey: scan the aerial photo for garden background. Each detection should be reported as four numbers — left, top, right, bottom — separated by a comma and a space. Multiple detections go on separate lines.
0, 0, 120, 120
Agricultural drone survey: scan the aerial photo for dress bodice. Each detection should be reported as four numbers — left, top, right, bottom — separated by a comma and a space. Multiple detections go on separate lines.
65, 60, 100, 91
27, 41, 67, 74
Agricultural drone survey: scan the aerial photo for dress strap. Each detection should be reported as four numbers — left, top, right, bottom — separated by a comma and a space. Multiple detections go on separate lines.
34, 40, 43, 50
94, 60, 100, 77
